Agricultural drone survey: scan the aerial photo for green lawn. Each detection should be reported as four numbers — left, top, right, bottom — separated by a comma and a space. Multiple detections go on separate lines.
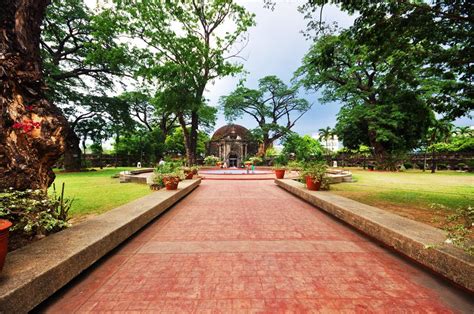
50, 168, 151, 219
330, 168, 474, 227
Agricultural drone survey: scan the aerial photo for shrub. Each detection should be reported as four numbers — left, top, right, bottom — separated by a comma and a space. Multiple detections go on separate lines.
403, 162, 413, 169
288, 160, 303, 171
153, 162, 184, 186
204, 155, 220, 166
0, 184, 72, 251
300, 161, 330, 190
432, 204, 473, 256
249, 156, 263, 165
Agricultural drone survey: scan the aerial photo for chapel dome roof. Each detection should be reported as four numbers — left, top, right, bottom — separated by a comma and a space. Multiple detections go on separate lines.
211, 124, 250, 141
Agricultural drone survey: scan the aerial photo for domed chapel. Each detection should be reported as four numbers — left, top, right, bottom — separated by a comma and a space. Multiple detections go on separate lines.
207, 124, 258, 167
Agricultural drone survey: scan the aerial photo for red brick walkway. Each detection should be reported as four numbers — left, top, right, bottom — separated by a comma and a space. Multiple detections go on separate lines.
41, 180, 472, 313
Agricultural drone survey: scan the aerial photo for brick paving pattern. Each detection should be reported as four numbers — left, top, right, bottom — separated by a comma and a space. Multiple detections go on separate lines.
41, 180, 471, 313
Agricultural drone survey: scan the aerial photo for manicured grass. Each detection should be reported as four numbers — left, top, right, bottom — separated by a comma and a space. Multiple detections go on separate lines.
49, 168, 151, 219
330, 168, 474, 227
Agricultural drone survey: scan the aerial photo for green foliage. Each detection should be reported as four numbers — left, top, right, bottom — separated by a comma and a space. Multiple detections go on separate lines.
265, 147, 278, 158
273, 154, 288, 168
300, 161, 329, 190
430, 136, 474, 153
165, 127, 210, 157
115, 0, 255, 164
0, 187, 72, 250
221, 76, 311, 153
115, 128, 166, 165
204, 155, 220, 166
249, 156, 263, 165
288, 160, 303, 171
300, 1, 472, 120
433, 204, 473, 256
282, 132, 323, 162
297, 31, 434, 167
153, 162, 185, 187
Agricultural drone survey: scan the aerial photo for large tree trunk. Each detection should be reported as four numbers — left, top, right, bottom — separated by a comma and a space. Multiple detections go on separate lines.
258, 134, 273, 156
177, 113, 193, 166
189, 110, 198, 165
0, 0, 68, 191
368, 130, 390, 170
63, 128, 82, 171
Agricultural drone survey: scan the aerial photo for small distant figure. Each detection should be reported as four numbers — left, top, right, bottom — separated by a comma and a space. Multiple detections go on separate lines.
251, 164, 255, 173
158, 159, 165, 166
333, 161, 338, 168
137, 162, 142, 168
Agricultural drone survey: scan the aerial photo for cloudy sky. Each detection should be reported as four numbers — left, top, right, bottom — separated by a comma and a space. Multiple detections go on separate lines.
86, 0, 472, 137
205, 0, 472, 135
206, 0, 355, 136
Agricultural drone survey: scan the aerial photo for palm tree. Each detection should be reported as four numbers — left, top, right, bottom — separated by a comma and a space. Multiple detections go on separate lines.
454, 126, 473, 137
318, 127, 333, 153
424, 119, 454, 173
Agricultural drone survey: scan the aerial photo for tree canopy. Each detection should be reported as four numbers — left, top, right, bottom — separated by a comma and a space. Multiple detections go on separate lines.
114, 0, 255, 165
221, 75, 311, 155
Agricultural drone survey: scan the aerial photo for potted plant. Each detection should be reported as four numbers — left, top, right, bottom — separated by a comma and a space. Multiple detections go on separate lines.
153, 162, 184, 190
182, 167, 194, 179
273, 154, 288, 179
300, 162, 328, 191
191, 166, 199, 175
0, 219, 12, 273
162, 172, 182, 190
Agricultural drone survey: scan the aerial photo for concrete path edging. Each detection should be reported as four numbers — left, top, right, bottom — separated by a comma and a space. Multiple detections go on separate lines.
275, 178, 474, 292
0, 179, 201, 313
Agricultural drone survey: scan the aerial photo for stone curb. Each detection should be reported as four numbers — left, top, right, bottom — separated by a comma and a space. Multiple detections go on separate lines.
0, 179, 201, 313
275, 179, 474, 292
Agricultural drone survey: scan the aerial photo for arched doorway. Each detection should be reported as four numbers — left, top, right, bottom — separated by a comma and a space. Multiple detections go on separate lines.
227, 152, 239, 167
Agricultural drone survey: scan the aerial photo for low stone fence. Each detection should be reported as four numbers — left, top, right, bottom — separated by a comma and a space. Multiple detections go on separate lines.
0, 179, 201, 313
275, 179, 473, 293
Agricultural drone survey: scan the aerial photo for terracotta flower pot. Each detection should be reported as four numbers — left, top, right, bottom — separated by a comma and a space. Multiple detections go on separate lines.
305, 176, 321, 191
274, 169, 286, 179
165, 181, 178, 190
0, 219, 12, 273
163, 177, 179, 190
185, 171, 193, 180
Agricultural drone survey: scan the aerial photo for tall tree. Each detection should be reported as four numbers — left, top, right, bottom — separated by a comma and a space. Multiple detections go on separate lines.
318, 126, 333, 152
41, 0, 132, 170
297, 31, 434, 169
221, 75, 311, 155
0, 0, 68, 190
116, 0, 255, 165
300, 0, 473, 120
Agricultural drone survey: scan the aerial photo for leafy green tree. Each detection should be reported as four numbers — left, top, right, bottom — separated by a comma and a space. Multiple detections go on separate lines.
41, 0, 133, 170
297, 31, 434, 169
300, 0, 473, 120
317, 126, 334, 154
221, 76, 312, 155
282, 132, 323, 162
422, 119, 454, 173
116, 0, 255, 165
165, 127, 210, 158
454, 126, 474, 138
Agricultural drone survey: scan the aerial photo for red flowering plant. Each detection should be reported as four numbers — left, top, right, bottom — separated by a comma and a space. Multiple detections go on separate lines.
12, 120, 40, 133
